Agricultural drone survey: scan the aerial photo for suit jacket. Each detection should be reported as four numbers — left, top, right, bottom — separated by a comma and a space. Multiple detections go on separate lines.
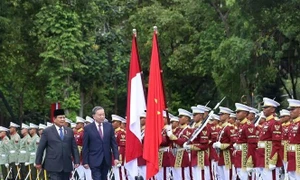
35, 125, 80, 172
82, 122, 119, 168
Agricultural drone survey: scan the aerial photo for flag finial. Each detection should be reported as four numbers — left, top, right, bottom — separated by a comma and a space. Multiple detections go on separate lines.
133, 29, 137, 36
153, 26, 158, 33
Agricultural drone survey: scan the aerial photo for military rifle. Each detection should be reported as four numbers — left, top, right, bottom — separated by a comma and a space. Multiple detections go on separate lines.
5, 167, 12, 180
24, 169, 31, 180
186, 97, 226, 144
254, 113, 264, 127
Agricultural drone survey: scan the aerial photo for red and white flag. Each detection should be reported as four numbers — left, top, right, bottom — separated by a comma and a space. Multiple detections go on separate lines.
125, 30, 146, 178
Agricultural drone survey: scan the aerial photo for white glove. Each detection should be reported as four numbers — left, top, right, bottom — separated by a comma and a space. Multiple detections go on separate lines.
166, 130, 173, 137
165, 125, 172, 132
233, 143, 237, 149
246, 167, 253, 172
269, 164, 276, 170
213, 142, 221, 149
15, 162, 19, 166
183, 142, 191, 150
25, 162, 30, 166
116, 163, 121, 168
5, 163, 9, 168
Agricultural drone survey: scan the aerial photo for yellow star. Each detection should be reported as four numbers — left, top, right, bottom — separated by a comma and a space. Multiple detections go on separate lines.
154, 99, 158, 103
157, 111, 161, 115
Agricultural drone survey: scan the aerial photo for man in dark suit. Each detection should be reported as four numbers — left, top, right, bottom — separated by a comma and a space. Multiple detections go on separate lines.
83, 106, 119, 180
35, 109, 80, 180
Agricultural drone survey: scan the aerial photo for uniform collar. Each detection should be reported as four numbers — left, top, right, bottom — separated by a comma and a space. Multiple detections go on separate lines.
115, 127, 121, 132
293, 117, 300, 123
180, 124, 188, 128
282, 121, 290, 126
240, 118, 248, 125
266, 114, 274, 121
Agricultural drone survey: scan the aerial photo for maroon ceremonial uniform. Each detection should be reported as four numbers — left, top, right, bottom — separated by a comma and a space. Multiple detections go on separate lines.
207, 123, 220, 180
256, 115, 282, 168
169, 124, 193, 180
287, 117, 300, 172
190, 126, 210, 167
217, 122, 234, 167
74, 127, 84, 163
234, 118, 257, 169
114, 127, 126, 165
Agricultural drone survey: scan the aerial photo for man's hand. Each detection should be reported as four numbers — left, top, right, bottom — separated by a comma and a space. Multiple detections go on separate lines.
114, 159, 120, 167
269, 164, 276, 170
83, 164, 90, 169
74, 164, 80, 168
35, 164, 42, 170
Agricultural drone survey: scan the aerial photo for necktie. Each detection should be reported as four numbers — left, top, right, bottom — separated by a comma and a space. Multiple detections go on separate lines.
98, 124, 103, 139
59, 127, 64, 140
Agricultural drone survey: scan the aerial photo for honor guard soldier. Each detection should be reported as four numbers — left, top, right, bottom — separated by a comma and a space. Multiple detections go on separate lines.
9, 122, 20, 179
85, 116, 94, 126
256, 97, 282, 180
38, 123, 47, 180
207, 114, 221, 180
279, 109, 291, 179
170, 116, 179, 131
75, 116, 92, 179
28, 123, 40, 180
233, 103, 257, 179
213, 106, 235, 180
0, 126, 11, 180
138, 112, 147, 178
156, 111, 175, 180
38, 124, 47, 136
248, 107, 259, 124
185, 106, 210, 180
229, 113, 238, 180
71, 123, 77, 133
16, 123, 30, 180
165, 108, 193, 180
286, 99, 300, 179
111, 114, 127, 180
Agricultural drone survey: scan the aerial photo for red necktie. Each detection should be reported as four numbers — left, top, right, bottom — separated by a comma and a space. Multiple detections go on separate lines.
98, 124, 103, 139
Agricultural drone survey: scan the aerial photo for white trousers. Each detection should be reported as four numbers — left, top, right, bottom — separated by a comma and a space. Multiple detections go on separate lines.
288, 171, 300, 180
211, 160, 218, 180
173, 167, 191, 180
232, 165, 237, 180
258, 167, 280, 180
113, 166, 128, 180
74, 165, 92, 180
236, 168, 248, 180
155, 167, 173, 180
138, 165, 146, 179
192, 166, 210, 180
216, 165, 231, 180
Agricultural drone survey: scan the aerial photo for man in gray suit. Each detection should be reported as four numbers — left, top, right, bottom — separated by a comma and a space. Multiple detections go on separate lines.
35, 109, 80, 180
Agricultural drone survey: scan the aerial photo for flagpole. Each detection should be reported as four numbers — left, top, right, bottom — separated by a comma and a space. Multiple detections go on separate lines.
153, 26, 170, 124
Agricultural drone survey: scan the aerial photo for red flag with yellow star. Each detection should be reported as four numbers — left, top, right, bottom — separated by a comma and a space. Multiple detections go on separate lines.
143, 28, 166, 179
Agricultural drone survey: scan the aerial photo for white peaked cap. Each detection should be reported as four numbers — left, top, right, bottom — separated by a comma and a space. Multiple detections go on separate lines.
219, 106, 234, 114
9, 122, 20, 128
211, 114, 220, 121
170, 116, 179, 122
230, 113, 236, 118
249, 107, 259, 114
140, 111, 146, 118
191, 106, 205, 114
46, 122, 53, 127
71, 123, 76, 128
22, 123, 29, 129
279, 109, 290, 117
178, 108, 192, 118
263, 97, 280, 107
111, 114, 125, 122
235, 103, 251, 112
0, 126, 9, 132
76, 116, 85, 124
29, 123, 39, 129
287, 99, 300, 108
85, 116, 94, 123
65, 118, 72, 124
197, 105, 211, 112
38, 124, 47, 129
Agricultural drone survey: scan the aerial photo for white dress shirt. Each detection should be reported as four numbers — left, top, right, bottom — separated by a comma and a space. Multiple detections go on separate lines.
54, 125, 64, 136
95, 121, 104, 138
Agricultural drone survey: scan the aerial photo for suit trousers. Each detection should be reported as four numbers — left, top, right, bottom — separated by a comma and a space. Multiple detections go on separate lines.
91, 158, 110, 180
48, 171, 70, 180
